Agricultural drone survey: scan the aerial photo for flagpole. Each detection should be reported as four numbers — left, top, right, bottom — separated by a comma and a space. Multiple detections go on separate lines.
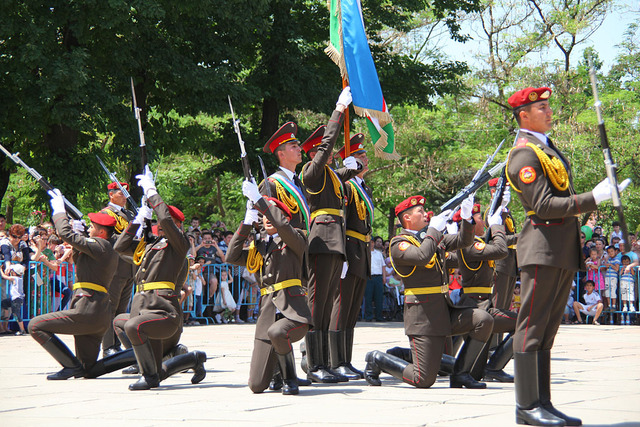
342, 77, 351, 157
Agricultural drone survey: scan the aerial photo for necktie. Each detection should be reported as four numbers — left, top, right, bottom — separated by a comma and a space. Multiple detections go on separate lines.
293, 174, 304, 192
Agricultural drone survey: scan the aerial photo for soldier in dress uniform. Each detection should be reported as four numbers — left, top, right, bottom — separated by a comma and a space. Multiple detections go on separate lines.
364, 195, 495, 389
298, 87, 362, 383
226, 180, 313, 395
450, 202, 518, 384
113, 166, 206, 390
28, 189, 119, 380
100, 182, 137, 357
506, 86, 628, 425
326, 135, 372, 380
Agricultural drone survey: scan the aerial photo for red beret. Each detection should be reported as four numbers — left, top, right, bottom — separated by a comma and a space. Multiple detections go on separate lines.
488, 177, 509, 188
426, 211, 434, 221
395, 196, 425, 218
451, 204, 481, 223
337, 133, 367, 159
263, 122, 298, 154
508, 87, 552, 109
301, 126, 326, 154
167, 205, 185, 222
107, 182, 129, 191
88, 212, 117, 227
265, 197, 292, 220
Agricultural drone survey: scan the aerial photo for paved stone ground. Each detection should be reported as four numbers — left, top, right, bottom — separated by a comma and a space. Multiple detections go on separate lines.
1, 322, 638, 426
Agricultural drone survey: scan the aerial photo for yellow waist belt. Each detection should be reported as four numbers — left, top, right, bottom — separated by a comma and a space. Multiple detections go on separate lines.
311, 208, 343, 221
261, 279, 302, 296
464, 286, 493, 295
346, 229, 371, 242
404, 284, 449, 295
72, 282, 108, 293
138, 281, 176, 292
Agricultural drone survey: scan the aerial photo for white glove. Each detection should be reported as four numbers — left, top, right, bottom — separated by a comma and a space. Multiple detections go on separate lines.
242, 179, 262, 203
71, 219, 86, 235
592, 177, 631, 204
48, 189, 66, 216
343, 156, 359, 170
340, 261, 348, 279
336, 86, 352, 108
501, 187, 511, 208
460, 194, 475, 220
135, 165, 157, 198
488, 206, 504, 227
445, 221, 459, 235
429, 210, 452, 232
244, 200, 260, 225
133, 200, 153, 225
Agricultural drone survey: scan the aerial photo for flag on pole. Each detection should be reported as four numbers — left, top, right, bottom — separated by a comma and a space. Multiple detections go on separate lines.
325, 0, 400, 160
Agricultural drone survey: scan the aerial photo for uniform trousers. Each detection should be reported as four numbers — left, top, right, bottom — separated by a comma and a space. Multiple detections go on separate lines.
492, 271, 518, 311
248, 315, 308, 393
307, 253, 342, 331
329, 272, 367, 331
102, 274, 134, 349
402, 306, 493, 388
514, 265, 575, 353
476, 298, 517, 333
29, 292, 111, 369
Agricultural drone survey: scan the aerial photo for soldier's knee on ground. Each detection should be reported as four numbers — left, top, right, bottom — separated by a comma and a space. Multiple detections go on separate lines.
248, 378, 268, 394
410, 371, 437, 389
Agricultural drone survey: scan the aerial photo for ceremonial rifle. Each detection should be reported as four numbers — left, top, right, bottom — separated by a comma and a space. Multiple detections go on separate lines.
487, 132, 520, 217
257, 155, 272, 198
130, 77, 153, 238
228, 96, 254, 182
0, 143, 83, 220
96, 155, 139, 214
440, 139, 506, 212
588, 61, 631, 245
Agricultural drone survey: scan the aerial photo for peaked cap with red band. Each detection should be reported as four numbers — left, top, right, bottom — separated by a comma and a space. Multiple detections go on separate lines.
88, 212, 117, 227
395, 195, 425, 218
263, 122, 298, 154
107, 182, 129, 191
451, 204, 481, 223
301, 126, 326, 154
508, 87, 552, 109
168, 205, 185, 222
488, 178, 510, 188
265, 197, 292, 220
337, 133, 367, 160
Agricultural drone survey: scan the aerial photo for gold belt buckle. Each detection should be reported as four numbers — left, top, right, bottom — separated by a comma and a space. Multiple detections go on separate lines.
266, 285, 275, 294
441, 284, 448, 293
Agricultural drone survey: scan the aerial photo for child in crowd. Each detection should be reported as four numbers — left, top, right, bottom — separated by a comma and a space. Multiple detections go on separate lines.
585, 247, 605, 293
572, 280, 604, 325
0, 264, 27, 335
603, 245, 620, 319
511, 284, 521, 312
619, 255, 637, 325
219, 269, 237, 323
610, 221, 623, 242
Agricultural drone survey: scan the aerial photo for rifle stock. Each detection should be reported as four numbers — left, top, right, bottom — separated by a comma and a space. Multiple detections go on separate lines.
440, 161, 506, 213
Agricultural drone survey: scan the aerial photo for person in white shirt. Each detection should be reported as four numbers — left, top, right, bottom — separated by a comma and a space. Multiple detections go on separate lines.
572, 280, 604, 325
364, 237, 387, 321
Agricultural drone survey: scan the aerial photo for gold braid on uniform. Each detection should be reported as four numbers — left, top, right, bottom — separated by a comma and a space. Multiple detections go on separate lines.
505, 216, 515, 233
246, 241, 263, 274
506, 143, 569, 192
389, 235, 440, 278
102, 209, 129, 234
460, 237, 495, 271
133, 238, 146, 266
349, 182, 367, 220
274, 181, 300, 215
301, 165, 342, 199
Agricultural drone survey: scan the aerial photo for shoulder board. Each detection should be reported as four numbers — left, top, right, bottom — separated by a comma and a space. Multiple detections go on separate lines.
86, 238, 96, 243
515, 137, 529, 148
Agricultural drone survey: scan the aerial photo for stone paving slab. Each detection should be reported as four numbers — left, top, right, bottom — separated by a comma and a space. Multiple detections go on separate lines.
1, 322, 638, 426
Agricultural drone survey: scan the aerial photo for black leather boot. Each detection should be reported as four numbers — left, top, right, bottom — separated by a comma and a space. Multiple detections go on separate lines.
364, 350, 409, 386
469, 340, 491, 381
323, 331, 348, 382
299, 340, 308, 374
329, 330, 360, 380
269, 366, 283, 391
86, 348, 136, 378
42, 336, 85, 380
439, 354, 455, 376
344, 329, 364, 379
277, 351, 300, 395
161, 351, 207, 384
305, 331, 339, 383
484, 334, 514, 383
129, 341, 160, 391
538, 350, 581, 426
386, 346, 412, 363
514, 352, 565, 426
122, 364, 139, 375
450, 338, 487, 389
122, 343, 188, 375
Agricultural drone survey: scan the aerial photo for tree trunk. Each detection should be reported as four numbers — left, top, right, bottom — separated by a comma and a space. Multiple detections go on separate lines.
0, 166, 11, 214
260, 96, 279, 140
387, 207, 396, 240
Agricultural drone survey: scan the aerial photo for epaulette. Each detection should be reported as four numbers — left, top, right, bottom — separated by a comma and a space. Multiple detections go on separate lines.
514, 137, 529, 148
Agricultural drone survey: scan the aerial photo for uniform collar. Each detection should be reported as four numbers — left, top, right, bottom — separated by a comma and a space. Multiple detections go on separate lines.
279, 166, 295, 182
521, 128, 549, 146
108, 202, 123, 212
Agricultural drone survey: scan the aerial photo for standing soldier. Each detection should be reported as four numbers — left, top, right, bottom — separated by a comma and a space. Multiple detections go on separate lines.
113, 167, 206, 391
364, 195, 495, 389
100, 182, 137, 357
299, 87, 361, 383
226, 181, 313, 395
506, 86, 628, 425
327, 134, 373, 379
29, 189, 118, 380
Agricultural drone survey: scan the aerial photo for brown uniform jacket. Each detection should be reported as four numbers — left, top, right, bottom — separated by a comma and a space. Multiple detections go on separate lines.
483, 207, 519, 277
260, 169, 308, 231
506, 132, 597, 271
226, 198, 313, 340
389, 219, 474, 336
300, 109, 359, 257
100, 205, 137, 278
343, 178, 373, 279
